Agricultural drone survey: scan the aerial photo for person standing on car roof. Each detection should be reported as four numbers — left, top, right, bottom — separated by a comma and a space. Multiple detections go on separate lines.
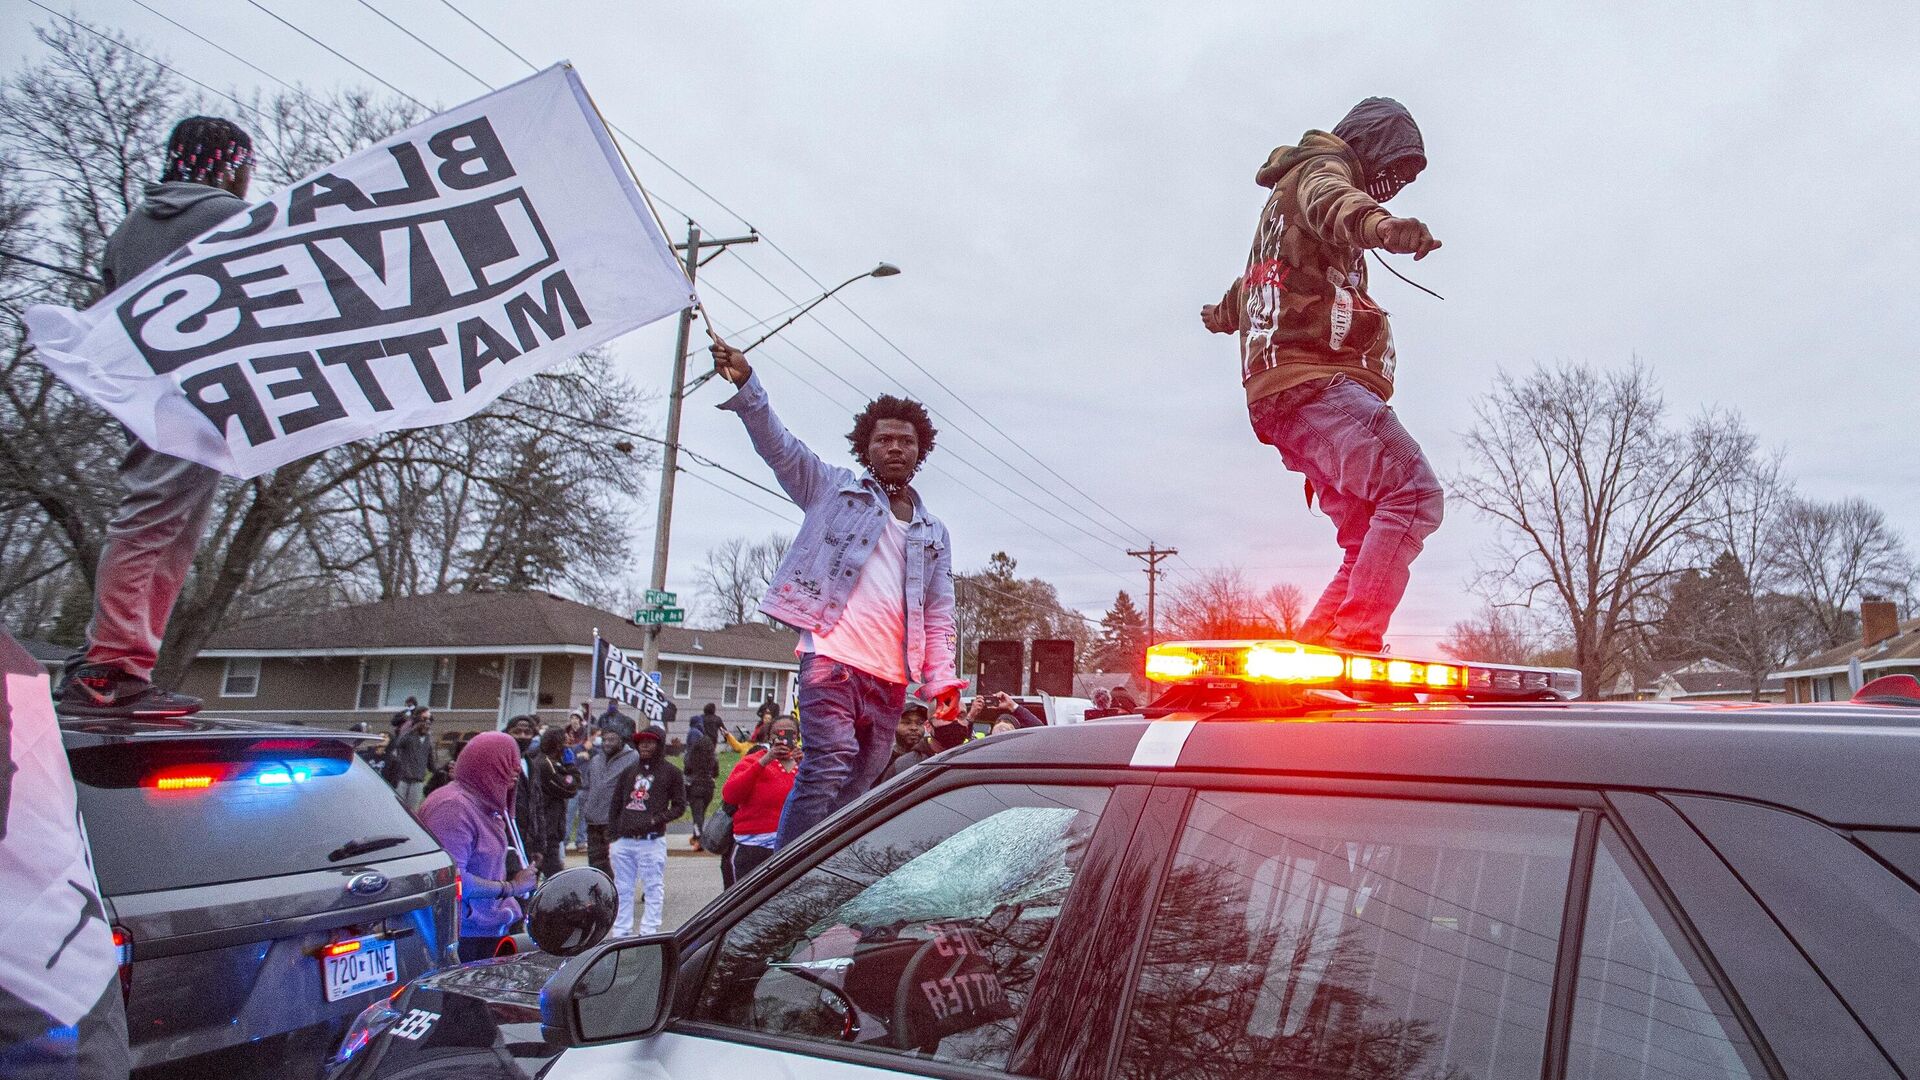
710, 339, 958, 849
581, 727, 636, 878
1202, 97, 1444, 653
608, 726, 686, 938
417, 731, 537, 962
51, 117, 255, 720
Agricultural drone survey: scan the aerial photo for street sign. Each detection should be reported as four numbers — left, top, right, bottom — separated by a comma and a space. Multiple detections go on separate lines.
633, 607, 686, 625
644, 589, 677, 607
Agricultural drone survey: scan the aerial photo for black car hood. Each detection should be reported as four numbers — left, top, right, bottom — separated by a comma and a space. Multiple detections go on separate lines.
327, 952, 571, 1080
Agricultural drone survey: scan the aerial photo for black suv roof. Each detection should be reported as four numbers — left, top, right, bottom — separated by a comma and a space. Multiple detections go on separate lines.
939, 701, 1920, 829
59, 713, 378, 746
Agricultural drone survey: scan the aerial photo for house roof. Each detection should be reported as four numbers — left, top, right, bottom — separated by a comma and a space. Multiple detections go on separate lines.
199, 591, 799, 666
1667, 669, 1784, 698
1774, 617, 1920, 679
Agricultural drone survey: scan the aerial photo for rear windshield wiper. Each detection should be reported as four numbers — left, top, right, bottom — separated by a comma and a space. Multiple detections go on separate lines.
329, 835, 411, 862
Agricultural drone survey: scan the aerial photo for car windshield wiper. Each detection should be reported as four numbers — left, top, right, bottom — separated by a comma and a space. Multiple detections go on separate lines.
329, 835, 410, 862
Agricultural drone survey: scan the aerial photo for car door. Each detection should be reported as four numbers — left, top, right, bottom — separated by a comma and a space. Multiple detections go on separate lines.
548, 771, 1144, 1079
1095, 781, 1783, 1080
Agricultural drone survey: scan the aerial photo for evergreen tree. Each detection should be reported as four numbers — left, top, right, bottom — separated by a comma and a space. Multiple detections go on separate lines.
1095, 591, 1148, 673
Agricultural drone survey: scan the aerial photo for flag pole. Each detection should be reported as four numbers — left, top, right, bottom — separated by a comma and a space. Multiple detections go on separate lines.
574, 72, 723, 346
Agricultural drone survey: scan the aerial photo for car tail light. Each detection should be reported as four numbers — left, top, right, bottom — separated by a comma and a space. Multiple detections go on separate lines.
320, 939, 364, 958
112, 926, 132, 1003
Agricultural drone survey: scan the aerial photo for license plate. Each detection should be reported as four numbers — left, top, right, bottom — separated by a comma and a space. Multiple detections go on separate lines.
323, 938, 398, 1003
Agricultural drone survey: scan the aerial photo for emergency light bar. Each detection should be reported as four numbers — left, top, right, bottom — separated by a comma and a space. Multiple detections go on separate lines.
1144, 640, 1581, 701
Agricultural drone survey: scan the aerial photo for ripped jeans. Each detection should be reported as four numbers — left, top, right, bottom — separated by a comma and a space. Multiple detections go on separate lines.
1250, 376, 1444, 652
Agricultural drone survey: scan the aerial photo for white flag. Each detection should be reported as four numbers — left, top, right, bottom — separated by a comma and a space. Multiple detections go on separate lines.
0, 636, 116, 1029
24, 64, 692, 478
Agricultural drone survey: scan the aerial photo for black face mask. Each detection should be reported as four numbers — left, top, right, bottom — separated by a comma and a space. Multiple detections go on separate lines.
513, 735, 533, 751
1367, 173, 1409, 203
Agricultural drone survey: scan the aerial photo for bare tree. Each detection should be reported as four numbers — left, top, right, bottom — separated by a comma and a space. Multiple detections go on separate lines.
1162, 567, 1310, 641
694, 532, 793, 628
1263, 582, 1307, 638
1453, 361, 1756, 696
1767, 495, 1916, 649
1438, 604, 1542, 665
951, 552, 1093, 673
0, 19, 653, 683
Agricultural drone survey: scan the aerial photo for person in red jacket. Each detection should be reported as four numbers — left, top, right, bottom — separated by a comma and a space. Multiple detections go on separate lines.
719, 715, 801, 887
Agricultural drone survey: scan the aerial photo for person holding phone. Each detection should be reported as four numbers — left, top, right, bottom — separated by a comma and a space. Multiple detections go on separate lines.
719, 716, 802, 887
930, 691, 1044, 752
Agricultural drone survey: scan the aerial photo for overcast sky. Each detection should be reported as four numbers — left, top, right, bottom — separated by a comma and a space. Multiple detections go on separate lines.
9, 1, 1919, 646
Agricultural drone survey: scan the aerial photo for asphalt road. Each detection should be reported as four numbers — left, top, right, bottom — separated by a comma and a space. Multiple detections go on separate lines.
561, 843, 728, 932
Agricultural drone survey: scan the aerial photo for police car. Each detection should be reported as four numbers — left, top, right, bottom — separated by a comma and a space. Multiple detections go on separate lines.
327, 638, 1920, 1080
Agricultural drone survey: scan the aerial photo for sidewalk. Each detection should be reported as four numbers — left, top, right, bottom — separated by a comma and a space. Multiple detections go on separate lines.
560, 838, 726, 932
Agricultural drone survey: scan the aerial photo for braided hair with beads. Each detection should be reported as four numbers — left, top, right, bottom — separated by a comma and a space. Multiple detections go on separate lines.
161, 116, 254, 189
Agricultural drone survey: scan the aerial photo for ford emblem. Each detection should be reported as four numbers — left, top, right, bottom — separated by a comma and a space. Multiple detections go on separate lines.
347, 872, 390, 897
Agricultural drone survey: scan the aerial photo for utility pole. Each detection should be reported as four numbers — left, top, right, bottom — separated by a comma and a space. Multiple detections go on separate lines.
641, 221, 758, 679
1128, 545, 1178, 646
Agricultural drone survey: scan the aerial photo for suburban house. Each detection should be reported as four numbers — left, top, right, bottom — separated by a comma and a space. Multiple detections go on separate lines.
1601, 657, 1784, 703
179, 591, 800, 733
1774, 598, 1920, 703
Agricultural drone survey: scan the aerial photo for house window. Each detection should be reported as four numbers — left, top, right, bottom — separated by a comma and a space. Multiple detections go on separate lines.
357, 657, 453, 710
748, 669, 778, 706
722, 667, 741, 707
357, 659, 385, 709
221, 658, 260, 698
430, 657, 454, 709
673, 663, 692, 699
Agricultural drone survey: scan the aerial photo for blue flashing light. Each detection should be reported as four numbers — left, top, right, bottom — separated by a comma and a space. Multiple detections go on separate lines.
256, 768, 311, 786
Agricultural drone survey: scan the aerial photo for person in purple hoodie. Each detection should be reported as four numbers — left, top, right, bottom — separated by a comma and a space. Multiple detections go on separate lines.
417, 731, 537, 961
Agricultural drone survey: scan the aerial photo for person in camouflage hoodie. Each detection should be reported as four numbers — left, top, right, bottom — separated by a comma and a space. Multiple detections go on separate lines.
1201, 97, 1443, 652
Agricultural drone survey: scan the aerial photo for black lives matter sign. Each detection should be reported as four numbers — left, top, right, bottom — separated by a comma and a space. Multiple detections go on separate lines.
121, 117, 586, 447
592, 636, 669, 723
27, 65, 692, 478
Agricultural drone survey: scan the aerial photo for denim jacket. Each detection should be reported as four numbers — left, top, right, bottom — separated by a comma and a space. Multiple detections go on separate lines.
719, 374, 956, 684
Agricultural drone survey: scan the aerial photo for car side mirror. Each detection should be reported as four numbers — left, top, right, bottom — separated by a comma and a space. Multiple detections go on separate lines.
525, 867, 617, 956
540, 935, 678, 1046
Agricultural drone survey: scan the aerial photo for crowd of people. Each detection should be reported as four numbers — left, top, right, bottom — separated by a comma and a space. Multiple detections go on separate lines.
352, 687, 1049, 953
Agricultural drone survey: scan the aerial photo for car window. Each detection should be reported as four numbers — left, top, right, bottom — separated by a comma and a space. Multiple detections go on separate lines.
1567, 825, 1765, 1080
68, 739, 439, 894
694, 783, 1109, 1071
1119, 791, 1578, 1080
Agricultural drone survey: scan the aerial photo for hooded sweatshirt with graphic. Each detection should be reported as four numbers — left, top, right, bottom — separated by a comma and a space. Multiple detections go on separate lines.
1213, 98, 1426, 407
417, 731, 524, 937
101, 180, 247, 291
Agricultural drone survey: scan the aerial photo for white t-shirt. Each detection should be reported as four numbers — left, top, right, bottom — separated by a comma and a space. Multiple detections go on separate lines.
801, 512, 908, 684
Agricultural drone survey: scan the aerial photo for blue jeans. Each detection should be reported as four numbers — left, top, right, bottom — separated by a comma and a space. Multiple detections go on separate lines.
775, 654, 906, 848
1251, 376, 1444, 652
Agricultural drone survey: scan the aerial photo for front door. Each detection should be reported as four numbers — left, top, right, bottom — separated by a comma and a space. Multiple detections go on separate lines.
501, 656, 539, 724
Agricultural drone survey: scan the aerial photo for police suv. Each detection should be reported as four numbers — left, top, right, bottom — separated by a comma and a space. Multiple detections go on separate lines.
327, 639, 1920, 1080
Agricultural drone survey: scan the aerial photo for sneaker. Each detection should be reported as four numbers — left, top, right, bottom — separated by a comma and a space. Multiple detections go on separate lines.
55, 663, 202, 718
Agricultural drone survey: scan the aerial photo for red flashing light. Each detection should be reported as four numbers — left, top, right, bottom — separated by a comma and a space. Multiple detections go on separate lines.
321, 940, 363, 958
148, 770, 216, 791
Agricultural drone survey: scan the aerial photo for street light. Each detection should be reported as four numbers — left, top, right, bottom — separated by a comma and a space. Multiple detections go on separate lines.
681, 263, 902, 395
639, 259, 901, 683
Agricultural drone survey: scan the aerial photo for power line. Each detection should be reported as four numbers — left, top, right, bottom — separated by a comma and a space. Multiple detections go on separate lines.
434, 0, 537, 70
384, 2, 1150, 553
125, 0, 302, 97
23, 0, 270, 123
351, 0, 493, 93
240, 0, 426, 109
152, 1, 1144, 582
696, 277, 1135, 583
